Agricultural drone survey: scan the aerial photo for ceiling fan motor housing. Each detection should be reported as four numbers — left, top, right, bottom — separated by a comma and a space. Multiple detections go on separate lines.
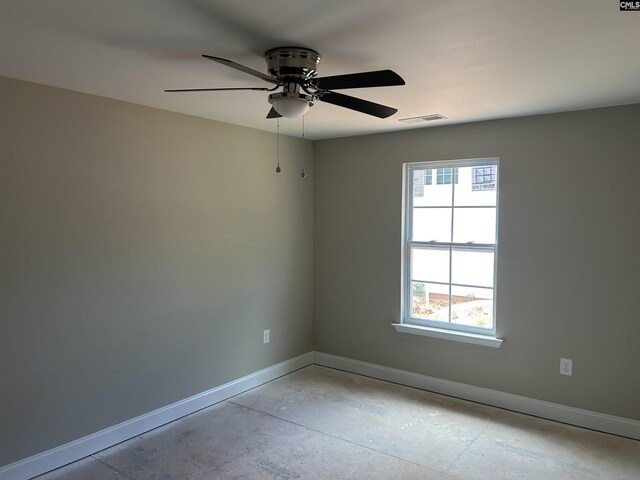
264, 47, 321, 81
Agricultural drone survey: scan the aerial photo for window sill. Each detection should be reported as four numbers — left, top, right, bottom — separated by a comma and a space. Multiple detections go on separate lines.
391, 323, 504, 348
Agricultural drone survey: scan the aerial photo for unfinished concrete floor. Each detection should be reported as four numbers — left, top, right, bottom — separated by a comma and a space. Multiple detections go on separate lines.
37, 365, 640, 479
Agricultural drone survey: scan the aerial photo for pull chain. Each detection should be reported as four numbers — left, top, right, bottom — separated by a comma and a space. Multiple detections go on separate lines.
275, 117, 281, 173
300, 115, 307, 179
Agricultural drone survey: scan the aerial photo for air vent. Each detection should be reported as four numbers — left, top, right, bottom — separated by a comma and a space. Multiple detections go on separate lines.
399, 114, 447, 124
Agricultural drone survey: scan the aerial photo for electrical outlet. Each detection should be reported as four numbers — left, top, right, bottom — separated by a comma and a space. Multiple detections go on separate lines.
560, 358, 572, 376
263, 329, 270, 344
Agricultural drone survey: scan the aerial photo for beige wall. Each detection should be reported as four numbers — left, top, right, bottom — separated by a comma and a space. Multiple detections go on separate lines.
314, 105, 640, 421
0, 76, 314, 466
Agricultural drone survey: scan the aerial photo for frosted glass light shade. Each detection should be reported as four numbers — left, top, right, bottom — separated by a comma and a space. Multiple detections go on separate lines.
272, 97, 310, 118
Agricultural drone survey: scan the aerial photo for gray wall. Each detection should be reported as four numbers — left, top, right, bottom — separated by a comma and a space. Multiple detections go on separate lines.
0, 76, 314, 466
314, 105, 640, 421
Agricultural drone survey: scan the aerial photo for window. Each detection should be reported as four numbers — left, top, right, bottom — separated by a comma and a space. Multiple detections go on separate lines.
472, 166, 496, 191
403, 159, 499, 337
436, 167, 458, 185
425, 169, 433, 185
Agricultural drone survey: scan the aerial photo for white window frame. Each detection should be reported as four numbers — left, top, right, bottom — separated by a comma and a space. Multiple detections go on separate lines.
396, 158, 502, 347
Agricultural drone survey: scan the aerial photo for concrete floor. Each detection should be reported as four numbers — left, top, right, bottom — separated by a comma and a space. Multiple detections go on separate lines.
37, 365, 640, 480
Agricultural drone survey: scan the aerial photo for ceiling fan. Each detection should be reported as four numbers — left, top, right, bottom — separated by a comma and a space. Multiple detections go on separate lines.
165, 47, 405, 119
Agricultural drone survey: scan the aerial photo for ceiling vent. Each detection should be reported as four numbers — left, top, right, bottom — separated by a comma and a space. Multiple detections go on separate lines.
399, 114, 447, 124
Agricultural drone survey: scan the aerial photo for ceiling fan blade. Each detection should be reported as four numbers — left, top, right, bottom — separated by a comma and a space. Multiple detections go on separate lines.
318, 92, 398, 118
165, 87, 272, 92
202, 55, 279, 84
266, 107, 282, 119
313, 70, 405, 90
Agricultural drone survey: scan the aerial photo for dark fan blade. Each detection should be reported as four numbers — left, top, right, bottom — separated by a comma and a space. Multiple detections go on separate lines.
202, 55, 279, 84
318, 92, 398, 118
165, 87, 272, 92
313, 70, 404, 90
266, 107, 282, 119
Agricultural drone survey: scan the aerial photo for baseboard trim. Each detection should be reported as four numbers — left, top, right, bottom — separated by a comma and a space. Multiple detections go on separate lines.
0, 352, 314, 480
312, 352, 640, 441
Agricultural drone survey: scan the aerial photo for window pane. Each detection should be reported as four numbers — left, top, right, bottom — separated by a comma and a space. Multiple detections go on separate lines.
411, 282, 449, 322
450, 285, 493, 329
451, 249, 494, 287
452, 207, 496, 244
413, 168, 452, 207
412, 208, 452, 242
453, 165, 497, 207
411, 246, 450, 283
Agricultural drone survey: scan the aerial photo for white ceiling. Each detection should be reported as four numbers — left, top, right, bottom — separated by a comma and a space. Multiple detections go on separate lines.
1, 0, 639, 140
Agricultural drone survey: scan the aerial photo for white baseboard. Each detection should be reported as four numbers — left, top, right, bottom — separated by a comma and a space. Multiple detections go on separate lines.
0, 352, 314, 480
313, 352, 640, 441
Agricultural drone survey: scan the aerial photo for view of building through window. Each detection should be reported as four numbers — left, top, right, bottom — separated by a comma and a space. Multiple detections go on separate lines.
406, 160, 498, 334
436, 167, 459, 185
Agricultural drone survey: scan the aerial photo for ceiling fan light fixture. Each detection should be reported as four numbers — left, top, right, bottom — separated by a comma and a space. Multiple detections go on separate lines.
269, 92, 313, 118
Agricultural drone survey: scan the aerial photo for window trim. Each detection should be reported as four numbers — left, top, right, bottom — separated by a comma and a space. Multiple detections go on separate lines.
391, 322, 503, 347
400, 158, 502, 344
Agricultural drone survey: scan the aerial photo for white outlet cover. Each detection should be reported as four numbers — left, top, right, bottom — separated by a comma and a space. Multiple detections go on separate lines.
263, 329, 270, 344
560, 358, 572, 376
